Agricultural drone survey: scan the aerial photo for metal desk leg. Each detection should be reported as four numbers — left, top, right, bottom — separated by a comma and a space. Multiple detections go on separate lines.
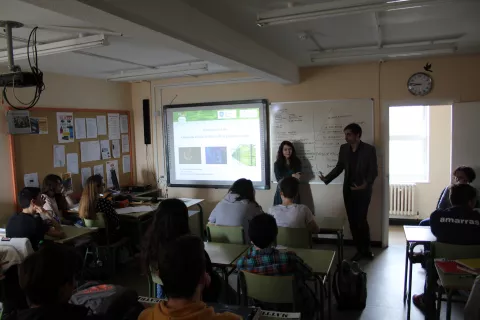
404, 240, 409, 302
319, 278, 325, 320
406, 243, 419, 320
328, 274, 332, 320
196, 203, 205, 240
446, 290, 453, 320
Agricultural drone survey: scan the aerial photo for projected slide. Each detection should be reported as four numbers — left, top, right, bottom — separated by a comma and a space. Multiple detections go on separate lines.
164, 100, 269, 188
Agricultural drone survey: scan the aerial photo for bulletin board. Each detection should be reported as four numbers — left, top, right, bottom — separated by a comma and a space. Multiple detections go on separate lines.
9, 108, 135, 201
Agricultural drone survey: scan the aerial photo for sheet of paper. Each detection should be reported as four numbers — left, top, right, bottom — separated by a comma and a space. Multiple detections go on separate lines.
122, 155, 131, 173
100, 140, 111, 159
56, 112, 74, 143
96, 115, 107, 135
94, 164, 104, 178
86, 118, 98, 139
81, 167, 92, 187
7, 110, 31, 134
53, 145, 66, 168
112, 139, 121, 158
62, 172, 73, 194
116, 206, 153, 214
108, 113, 120, 140
120, 115, 129, 133
106, 160, 119, 188
24, 172, 39, 188
121, 134, 130, 153
74, 118, 86, 139
80, 141, 101, 162
66, 153, 79, 174
30, 117, 48, 134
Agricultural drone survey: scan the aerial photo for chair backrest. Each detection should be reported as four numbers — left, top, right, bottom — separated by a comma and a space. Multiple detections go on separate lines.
431, 242, 480, 260
83, 212, 106, 228
276, 227, 312, 249
206, 224, 245, 244
239, 271, 295, 306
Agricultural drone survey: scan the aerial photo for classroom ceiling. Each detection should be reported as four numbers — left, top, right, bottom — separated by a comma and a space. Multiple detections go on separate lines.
1, 0, 479, 83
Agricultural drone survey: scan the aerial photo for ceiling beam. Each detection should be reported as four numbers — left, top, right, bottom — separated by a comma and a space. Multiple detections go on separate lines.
374, 12, 382, 49
17, 0, 299, 84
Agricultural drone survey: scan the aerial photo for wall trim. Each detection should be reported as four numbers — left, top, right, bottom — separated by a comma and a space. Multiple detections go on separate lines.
152, 76, 264, 89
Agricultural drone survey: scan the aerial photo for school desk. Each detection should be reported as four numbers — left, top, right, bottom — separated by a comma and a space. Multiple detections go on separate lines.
313, 216, 345, 264
46, 225, 97, 244
403, 226, 437, 320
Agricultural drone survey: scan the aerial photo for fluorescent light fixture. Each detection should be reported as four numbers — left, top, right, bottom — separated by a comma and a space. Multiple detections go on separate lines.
257, 0, 469, 26
108, 62, 209, 82
387, 48, 455, 58
0, 34, 106, 62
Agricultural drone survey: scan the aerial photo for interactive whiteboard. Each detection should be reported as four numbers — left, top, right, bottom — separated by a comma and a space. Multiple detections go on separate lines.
270, 99, 374, 184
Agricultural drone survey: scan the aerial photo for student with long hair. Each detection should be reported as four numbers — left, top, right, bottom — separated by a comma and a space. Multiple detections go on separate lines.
78, 175, 119, 232
41, 174, 77, 225
273, 141, 302, 205
208, 178, 263, 242
142, 199, 220, 302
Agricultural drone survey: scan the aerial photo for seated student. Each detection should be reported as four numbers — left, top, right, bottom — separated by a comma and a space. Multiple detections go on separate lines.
139, 235, 240, 320
268, 176, 320, 233
5, 244, 106, 320
142, 199, 221, 302
413, 184, 480, 312
78, 175, 120, 233
41, 174, 79, 225
208, 178, 263, 242
6, 187, 65, 251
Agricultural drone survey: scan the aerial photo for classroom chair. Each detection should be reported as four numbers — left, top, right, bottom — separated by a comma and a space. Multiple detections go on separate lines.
276, 227, 312, 249
430, 242, 480, 320
206, 224, 245, 245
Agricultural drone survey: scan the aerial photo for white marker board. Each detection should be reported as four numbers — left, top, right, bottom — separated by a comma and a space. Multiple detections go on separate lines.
270, 99, 374, 184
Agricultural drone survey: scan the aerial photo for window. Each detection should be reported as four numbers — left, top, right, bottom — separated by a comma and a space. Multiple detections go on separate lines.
389, 105, 429, 183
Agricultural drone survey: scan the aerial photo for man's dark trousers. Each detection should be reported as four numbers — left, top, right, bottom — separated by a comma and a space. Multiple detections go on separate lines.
343, 187, 372, 254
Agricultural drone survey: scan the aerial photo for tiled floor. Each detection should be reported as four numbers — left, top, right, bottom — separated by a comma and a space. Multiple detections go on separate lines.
111, 226, 465, 320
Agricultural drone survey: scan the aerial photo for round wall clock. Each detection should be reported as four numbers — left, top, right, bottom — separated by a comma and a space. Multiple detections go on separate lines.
407, 72, 433, 96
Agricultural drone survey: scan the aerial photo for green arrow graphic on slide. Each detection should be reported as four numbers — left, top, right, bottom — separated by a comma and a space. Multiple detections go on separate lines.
232, 144, 256, 166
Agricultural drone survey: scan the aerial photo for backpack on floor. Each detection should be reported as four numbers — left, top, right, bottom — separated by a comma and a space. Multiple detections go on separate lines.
332, 260, 367, 310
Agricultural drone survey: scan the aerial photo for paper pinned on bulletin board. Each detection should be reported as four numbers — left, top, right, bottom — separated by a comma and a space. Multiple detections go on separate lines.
66, 153, 79, 174
53, 145, 66, 168
24, 172, 39, 188
7, 110, 31, 134
56, 112, 75, 143
80, 141, 101, 162
108, 113, 120, 140
122, 155, 131, 173
120, 115, 129, 133
121, 134, 129, 153
112, 139, 120, 158
74, 118, 86, 139
100, 140, 111, 159
106, 160, 119, 188
30, 117, 48, 134
81, 167, 92, 187
86, 118, 98, 139
94, 164, 104, 179
61, 172, 73, 194
96, 115, 107, 136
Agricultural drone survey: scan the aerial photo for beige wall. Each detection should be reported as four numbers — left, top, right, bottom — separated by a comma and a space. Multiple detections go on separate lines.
131, 53, 480, 243
0, 70, 131, 225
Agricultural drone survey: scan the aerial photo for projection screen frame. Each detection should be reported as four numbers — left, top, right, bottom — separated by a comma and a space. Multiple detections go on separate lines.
163, 99, 271, 190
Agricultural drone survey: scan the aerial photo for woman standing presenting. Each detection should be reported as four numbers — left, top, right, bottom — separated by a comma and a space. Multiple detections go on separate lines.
273, 141, 302, 205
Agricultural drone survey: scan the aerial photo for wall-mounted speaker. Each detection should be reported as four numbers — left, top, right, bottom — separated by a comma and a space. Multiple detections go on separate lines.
143, 99, 151, 145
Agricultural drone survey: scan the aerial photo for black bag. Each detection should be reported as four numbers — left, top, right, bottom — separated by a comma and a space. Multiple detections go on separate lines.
332, 260, 367, 310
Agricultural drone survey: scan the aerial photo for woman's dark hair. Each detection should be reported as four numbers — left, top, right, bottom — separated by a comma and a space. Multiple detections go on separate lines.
275, 140, 301, 170
229, 178, 259, 206
142, 199, 190, 274
453, 166, 476, 183
42, 174, 62, 195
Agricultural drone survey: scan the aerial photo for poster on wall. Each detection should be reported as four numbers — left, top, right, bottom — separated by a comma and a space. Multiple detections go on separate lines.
108, 113, 120, 140
30, 117, 48, 134
61, 172, 73, 194
56, 112, 75, 143
7, 110, 31, 134
106, 160, 119, 188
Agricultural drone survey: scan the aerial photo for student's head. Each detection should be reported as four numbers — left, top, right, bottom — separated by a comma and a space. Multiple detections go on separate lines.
453, 166, 476, 184
344, 123, 362, 144
19, 244, 82, 305
248, 214, 277, 249
158, 235, 207, 300
280, 176, 299, 200
42, 174, 63, 196
229, 178, 256, 203
78, 174, 104, 220
18, 187, 44, 212
142, 199, 190, 273
449, 184, 477, 209
277, 141, 296, 161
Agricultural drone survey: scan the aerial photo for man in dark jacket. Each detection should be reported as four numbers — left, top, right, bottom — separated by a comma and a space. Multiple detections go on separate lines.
320, 123, 378, 261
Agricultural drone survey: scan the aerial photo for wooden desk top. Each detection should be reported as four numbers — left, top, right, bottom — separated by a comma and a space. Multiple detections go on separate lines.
403, 226, 437, 243
315, 216, 345, 232
288, 248, 336, 276
115, 198, 203, 219
46, 225, 97, 244
204, 242, 249, 267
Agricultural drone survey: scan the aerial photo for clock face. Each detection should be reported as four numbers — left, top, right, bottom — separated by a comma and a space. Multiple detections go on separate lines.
407, 72, 433, 96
